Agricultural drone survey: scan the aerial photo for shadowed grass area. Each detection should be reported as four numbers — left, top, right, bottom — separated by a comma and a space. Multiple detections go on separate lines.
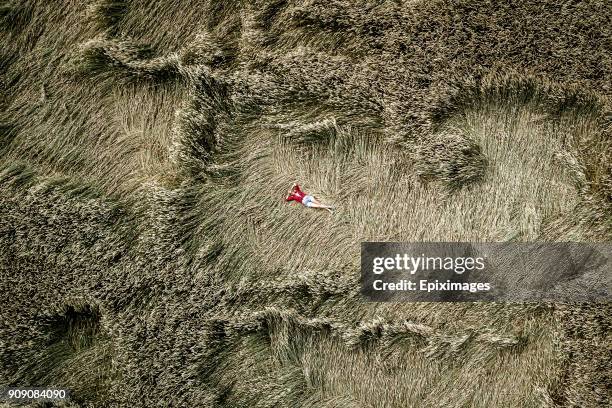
87, 0, 128, 35
20, 304, 114, 404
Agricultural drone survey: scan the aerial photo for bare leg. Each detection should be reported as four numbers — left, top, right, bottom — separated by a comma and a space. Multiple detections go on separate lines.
308, 198, 334, 213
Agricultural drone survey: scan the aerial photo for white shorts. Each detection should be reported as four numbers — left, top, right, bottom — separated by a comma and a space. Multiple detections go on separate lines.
301, 195, 315, 207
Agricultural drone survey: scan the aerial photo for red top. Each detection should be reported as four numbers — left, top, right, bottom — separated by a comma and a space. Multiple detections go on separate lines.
286, 184, 306, 204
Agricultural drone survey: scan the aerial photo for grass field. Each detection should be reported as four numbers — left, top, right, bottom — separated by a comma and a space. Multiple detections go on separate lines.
1, 1, 611, 407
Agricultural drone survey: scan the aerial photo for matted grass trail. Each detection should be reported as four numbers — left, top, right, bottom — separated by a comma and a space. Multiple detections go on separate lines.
1, 0, 611, 406
180, 79, 607, 406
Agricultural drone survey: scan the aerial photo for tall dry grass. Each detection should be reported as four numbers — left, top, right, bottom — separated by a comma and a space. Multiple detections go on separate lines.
1, 0, 610, 407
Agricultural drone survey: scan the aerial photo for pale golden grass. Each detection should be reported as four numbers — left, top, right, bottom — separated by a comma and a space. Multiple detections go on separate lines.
183, 97, 603, 406
2, 1, 610, 406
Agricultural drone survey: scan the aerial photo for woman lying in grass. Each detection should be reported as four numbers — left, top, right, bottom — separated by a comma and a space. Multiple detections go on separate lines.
285, 183, 333, 213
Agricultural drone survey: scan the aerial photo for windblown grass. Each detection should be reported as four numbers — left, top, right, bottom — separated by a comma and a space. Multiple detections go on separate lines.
1, 0, 610, 407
